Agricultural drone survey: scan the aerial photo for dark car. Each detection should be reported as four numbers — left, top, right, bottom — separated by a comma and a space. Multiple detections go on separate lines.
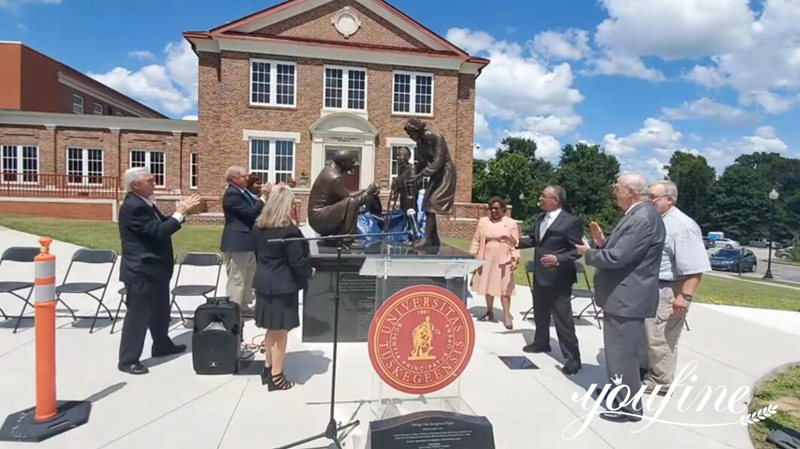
703, 237, 715, 250
710, 248, 757, 272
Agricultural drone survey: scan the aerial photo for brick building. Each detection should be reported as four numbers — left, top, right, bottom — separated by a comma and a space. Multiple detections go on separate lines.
0, 42, 166, 118
183, 0, 489, 227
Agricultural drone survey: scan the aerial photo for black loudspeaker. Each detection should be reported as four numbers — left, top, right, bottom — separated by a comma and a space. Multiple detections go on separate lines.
192, 297, 242, 375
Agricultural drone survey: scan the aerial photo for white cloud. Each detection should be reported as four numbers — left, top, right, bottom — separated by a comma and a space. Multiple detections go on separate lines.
603, 118, 684, 156
447, 27, 583, 154
472, 143, 495, 161
0, 0, 60, 10
586, 52, 665, 81
474, 112, 491, 139
683, 65, 727, 88
515, 114, 582, 136
661, 97, 758, 126
740, 90, 796, 114
128, 50, 155, 61
89, 40, 197, 117
502, 130, 562, 159
595, 0, 755, 60
181, 115, 198, 121
532, 29, 591, 61
702, 125, 789, 170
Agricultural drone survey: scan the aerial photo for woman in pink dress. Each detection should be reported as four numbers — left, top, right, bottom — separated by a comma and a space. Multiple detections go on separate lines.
470, 197, 520, 329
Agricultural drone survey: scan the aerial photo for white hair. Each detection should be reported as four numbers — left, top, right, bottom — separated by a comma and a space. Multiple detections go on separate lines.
225, 166, 246, 183
619, 173, 649, 198
123, 167, 148, 192
650, 180, 679, 202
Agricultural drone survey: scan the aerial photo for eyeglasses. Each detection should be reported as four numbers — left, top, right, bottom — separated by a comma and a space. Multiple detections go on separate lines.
648, 194, 670, 201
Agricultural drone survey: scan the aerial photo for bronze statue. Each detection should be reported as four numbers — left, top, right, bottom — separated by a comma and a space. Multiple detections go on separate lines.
307, 150, 378, 241
389, 147, 418, 214
404, 119, 457, 248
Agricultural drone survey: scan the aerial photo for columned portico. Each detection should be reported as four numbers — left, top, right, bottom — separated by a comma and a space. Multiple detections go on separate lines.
310, 112, 378, 190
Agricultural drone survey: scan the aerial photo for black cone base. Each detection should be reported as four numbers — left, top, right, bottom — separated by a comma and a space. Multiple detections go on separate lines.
0, 400, 91, 442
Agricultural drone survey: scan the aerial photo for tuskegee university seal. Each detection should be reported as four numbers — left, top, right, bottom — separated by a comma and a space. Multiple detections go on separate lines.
368, 285, 475, 395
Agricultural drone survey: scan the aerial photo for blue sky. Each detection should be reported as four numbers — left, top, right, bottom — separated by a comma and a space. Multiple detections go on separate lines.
2, 0, 799, 180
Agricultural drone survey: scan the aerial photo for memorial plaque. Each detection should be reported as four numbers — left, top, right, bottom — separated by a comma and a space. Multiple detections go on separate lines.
367, 411, 495, 449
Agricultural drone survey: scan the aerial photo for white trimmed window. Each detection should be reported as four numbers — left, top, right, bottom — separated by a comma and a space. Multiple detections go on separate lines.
249, 139, 295, 184
190, 153, 198, 189
1, 145, 38, 183
67, 148, 103, 185
324, 66, 367, 111
250, 59, 296, 107
72, 94, 84, 114
130, 150, 165, 187
93, 103, 103, 115
392, 72, 433, 115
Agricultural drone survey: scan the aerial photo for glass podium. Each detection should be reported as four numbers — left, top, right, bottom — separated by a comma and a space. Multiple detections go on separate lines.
359, 249, 483, 420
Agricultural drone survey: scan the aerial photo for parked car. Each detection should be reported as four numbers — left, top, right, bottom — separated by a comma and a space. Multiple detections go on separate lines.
748, 239, 782, 249
703, 237, 715, 249
714, 238, 740, 249
710, 248, 757, 272
775, 247, 794, 259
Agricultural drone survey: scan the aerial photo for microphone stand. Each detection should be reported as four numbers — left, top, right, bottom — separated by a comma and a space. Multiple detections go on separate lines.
273, 230, 410, 449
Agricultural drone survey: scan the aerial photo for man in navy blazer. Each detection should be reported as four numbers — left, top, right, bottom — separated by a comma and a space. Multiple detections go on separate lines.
221, 166, 267, 314
118, 167, 201, 375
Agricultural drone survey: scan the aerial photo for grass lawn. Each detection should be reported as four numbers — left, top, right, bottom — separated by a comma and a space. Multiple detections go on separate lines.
2, 215, 799, 312
749, 364, 800, 449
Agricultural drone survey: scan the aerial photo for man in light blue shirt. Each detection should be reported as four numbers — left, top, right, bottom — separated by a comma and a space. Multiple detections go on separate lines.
642, 181, 711, 392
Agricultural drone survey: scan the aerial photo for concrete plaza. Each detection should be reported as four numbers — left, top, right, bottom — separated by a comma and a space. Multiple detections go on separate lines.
1, 225, 799, 449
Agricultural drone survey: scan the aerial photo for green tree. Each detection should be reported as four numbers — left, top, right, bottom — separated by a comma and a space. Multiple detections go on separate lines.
484, 153, 536, 219
665, 151, 716, 228
555, 143, 620, 229
472, 159, 490, 204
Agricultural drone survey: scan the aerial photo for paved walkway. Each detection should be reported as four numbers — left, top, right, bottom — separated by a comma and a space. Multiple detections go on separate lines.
1, 226, 800, 449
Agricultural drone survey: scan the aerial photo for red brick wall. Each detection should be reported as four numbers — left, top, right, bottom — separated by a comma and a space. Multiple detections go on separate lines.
0, 200, 113, 221
256, 0, 428, 50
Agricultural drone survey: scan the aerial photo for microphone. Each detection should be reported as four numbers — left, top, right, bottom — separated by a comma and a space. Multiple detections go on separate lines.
406, 208, 420, 239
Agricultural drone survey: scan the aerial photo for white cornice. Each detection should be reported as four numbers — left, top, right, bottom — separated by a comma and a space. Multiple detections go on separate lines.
214, 37, 467, 72
0, 110, 198, 134
242, 130, 302, 141
57, 72, 159, 118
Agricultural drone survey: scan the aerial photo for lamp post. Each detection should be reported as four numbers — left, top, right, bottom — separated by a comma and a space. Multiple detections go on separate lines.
763, 188, 779, 279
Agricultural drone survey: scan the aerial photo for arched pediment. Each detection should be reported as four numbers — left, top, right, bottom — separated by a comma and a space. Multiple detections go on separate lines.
310, 112, 378, 137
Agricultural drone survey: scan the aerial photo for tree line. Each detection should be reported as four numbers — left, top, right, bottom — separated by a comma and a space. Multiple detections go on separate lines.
472, 137, 800, 245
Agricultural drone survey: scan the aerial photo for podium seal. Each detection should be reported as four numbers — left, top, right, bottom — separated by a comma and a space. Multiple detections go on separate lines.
368, 285, 475, 395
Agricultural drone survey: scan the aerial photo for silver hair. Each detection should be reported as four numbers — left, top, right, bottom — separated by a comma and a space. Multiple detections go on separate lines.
225, 166, 246, 183
650, 180, 679, 202
123, 167, 148, 192
619, 173, 649, 198
545, 185, 567, 205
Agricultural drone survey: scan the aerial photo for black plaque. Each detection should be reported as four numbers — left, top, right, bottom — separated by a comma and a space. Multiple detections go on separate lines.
302, 243, 472, 343
367, 411, 495, 449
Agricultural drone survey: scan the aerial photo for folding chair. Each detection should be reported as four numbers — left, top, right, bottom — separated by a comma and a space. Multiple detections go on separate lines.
110, 287, 127, 334
55, 249, 117, 333
170, 252, 223, 323
573, 261, 602, 329
521, 260, 536, 321
0, 247, 39, 333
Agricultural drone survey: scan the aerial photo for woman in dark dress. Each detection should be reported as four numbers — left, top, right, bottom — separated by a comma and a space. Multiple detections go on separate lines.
252, 185, 312, 391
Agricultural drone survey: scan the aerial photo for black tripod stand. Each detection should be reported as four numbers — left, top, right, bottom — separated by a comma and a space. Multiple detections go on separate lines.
274, 231, 409, 449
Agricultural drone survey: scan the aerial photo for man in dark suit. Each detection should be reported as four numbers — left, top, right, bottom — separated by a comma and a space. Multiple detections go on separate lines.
518, 186, 584, 375
118, 167, 201, 375
221, 166, 267, 314
576, 173, 666, 422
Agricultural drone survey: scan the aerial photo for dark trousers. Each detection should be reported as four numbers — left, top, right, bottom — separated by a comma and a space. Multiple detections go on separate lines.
532, 281, 580, 362
118, 277, 173, 365
603, 313, 645, 413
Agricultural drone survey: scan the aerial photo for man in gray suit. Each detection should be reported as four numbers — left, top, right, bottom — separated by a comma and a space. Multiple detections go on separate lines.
576, 173, 666, 422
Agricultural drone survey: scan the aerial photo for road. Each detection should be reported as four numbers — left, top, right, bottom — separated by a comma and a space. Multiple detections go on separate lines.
708, 245, 800, 284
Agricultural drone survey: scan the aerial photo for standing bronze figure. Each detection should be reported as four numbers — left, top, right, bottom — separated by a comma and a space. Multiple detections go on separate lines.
404, 119, 457, 248
307, 150, 378, 242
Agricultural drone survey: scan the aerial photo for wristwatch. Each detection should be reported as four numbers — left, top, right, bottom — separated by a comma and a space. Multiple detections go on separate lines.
680, 292, 694, 302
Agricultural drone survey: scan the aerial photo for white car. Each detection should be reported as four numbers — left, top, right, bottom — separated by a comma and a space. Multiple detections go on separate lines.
714, 238, 740, 249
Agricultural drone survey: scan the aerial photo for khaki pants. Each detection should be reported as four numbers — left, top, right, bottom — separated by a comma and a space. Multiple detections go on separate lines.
225, 251, 256, 311
643, 283, 685, 386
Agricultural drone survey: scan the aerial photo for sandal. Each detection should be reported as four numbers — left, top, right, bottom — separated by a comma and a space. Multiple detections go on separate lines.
268, 372, 295, 391
260, 365, 271, 385
504, 316, 513, 330
478, 312, 494, 322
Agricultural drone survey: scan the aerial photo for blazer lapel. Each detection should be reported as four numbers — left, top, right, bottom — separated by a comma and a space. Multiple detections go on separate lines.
533, 213, 545, 243
542, 211, 566, 240
607, 202, 645, 245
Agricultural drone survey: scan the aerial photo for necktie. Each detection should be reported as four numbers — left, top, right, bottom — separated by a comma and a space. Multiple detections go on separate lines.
539, 214, 550, 241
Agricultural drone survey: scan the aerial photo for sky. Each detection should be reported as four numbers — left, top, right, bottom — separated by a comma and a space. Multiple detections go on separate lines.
2, 0, 799, 181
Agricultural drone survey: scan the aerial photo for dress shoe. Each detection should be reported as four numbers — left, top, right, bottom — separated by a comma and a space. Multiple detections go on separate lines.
561, 360, 582, 375
118, 362, 149, 375
523, 343, 551, 353
152, 344, 187, 358
600, 410, 642, 423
